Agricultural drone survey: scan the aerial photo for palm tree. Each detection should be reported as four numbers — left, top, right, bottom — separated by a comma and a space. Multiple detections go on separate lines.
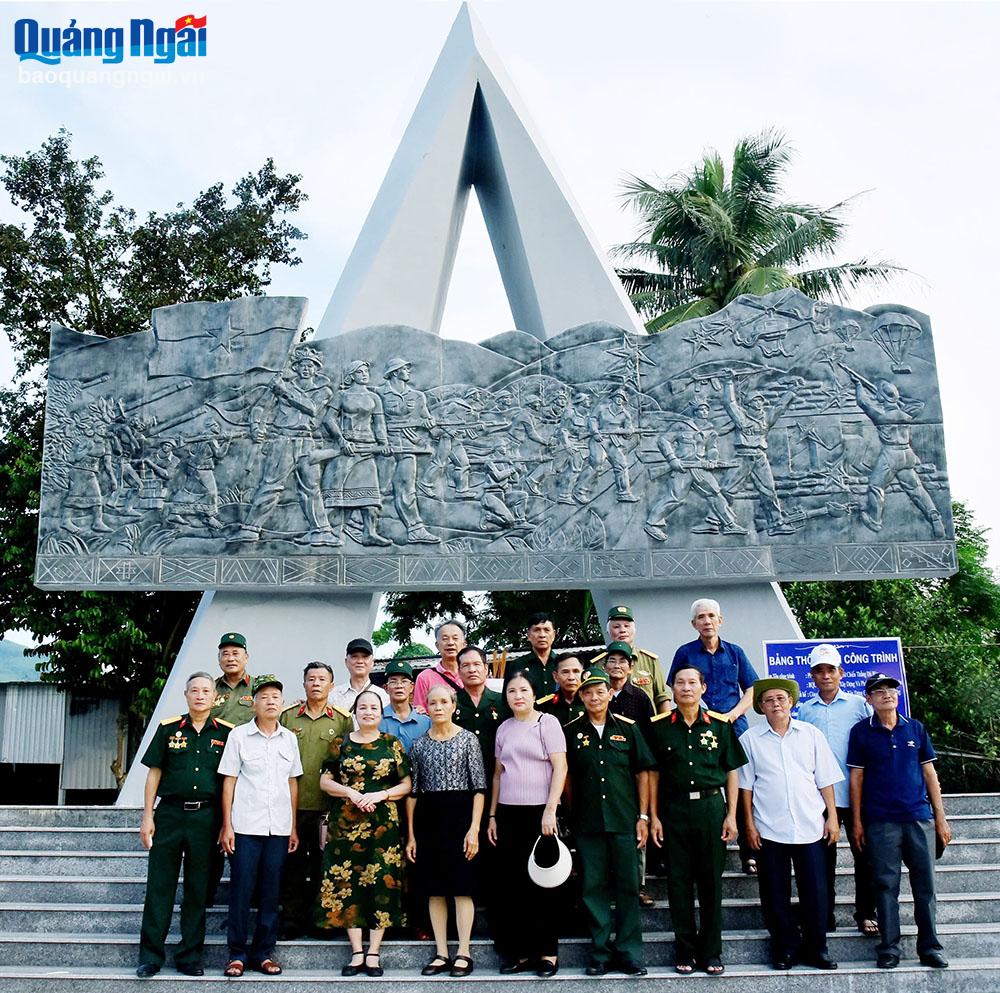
614, 129, 905, 332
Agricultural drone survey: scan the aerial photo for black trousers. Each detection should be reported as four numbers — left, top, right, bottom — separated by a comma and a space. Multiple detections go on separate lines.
826, 806, 876, 927
279, 809, 324, 934
491, 804, 562, 960
757, 837, 829, 963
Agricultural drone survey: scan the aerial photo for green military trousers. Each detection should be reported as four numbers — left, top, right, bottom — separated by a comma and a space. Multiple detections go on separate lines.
139, 803, 217, 968
576, 831, 644, 966
662, 790, 726, 964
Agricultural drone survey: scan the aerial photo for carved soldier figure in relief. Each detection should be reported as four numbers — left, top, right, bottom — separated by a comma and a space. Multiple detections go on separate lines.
418, 392, 479, 500
553, 389, 593, 505
479, 434, 531, 533
321, 360, 392, 547
106, 413, 146, 516
718, 378, 796, 536
644, 401, 747, 542
230, 346, 340, 547
377, 357, 440, 545
851, 377, 945, 539
507, 392, 552, 496
61, 418, 113, 535
167, 426, 230, 533
575, 387, 639, 504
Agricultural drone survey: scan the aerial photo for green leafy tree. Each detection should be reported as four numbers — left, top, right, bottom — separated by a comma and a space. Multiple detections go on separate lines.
783, 503, 1000, 790
0, 131, 307, 714
615, 129, 904, 332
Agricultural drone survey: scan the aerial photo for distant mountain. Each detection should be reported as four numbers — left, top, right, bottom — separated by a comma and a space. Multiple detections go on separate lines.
0, 640, 43, 682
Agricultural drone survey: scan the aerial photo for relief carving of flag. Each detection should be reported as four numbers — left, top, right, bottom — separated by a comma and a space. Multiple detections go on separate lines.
175, 13, 208, 31
149, 297, 306, 379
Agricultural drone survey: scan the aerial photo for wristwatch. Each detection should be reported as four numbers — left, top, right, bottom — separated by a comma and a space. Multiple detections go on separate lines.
637, 814, 649, 822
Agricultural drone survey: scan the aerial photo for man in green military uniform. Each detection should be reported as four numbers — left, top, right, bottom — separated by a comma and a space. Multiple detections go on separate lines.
515, 611, 560, 696
454, 645, 508, 778
565, 665, 655, 976
211, 632, 255, 726
537, 654, 586, 726
648, 664, 747, 976
591, 605, 671, 713
136, 672, 234, 977
278, 661, 352, 939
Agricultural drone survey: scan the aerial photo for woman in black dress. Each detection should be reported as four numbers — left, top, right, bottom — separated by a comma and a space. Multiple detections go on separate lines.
405, 684, 486, 977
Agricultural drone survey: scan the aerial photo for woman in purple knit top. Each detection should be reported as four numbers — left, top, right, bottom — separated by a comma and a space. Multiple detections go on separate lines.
487, 668, 567, 977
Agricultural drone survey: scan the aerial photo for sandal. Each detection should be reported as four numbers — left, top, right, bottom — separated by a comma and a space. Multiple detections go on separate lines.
224, 960, 245, 977
674, 961, 696, 974
450, 955, 474, 977
705, 958, 725, 976
254, 959, 282, 975
364, 952, 383, 978
421, 955, 452, 976
859, 918, 880, 936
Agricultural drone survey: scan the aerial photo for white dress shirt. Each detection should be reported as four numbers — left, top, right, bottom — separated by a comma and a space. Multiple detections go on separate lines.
330, 680, 390, 726
217, 720, 303, 836
738, 719, 843, 845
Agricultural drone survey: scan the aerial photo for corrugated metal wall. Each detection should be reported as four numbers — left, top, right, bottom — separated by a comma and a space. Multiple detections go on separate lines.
0, 683, 66, 764
62, 696, 121, 791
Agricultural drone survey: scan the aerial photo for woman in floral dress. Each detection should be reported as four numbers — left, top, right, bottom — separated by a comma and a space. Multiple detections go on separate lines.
316, 690, 412, 977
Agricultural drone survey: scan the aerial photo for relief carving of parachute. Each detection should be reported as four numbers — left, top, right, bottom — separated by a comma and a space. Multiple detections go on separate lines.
871, 312, 923, 374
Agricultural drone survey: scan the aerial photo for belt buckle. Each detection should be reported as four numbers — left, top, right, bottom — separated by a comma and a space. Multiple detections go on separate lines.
183, 801, 200, 811
688, 791, 700, 801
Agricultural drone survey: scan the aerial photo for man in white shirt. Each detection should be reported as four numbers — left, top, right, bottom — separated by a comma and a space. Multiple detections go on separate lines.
739, 678, 843, 971
218, 675, 303, 977
329, 638, 389, 719
796, 644, 875, 934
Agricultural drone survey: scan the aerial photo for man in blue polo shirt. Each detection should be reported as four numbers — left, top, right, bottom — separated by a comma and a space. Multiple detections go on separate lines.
669, 597, 760, 873
796, 644, 874, 934
847, 673, 952, 970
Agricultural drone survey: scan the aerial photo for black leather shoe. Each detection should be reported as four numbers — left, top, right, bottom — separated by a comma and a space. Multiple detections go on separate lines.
136, 964, 160, 979
176, 963, 204, 976
500, 959, 533, 974
536, 959, 559, 977
877, 953, 900, 969
421, 956, 452, 977
585, 962, 609, 976
919, 952, 949, 969
804, 955, 837, 970
342, 952, 365, 977
618, 961, 648, 976
364, 953, 383, 978
773, 955, 794, 971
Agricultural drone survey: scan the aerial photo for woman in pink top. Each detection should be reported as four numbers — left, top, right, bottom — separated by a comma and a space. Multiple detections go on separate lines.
487, 669, 567, 977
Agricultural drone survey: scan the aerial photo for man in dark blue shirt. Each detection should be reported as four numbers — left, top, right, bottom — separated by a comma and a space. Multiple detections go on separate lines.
668, 598, 760, 875
847, 674, 952, 970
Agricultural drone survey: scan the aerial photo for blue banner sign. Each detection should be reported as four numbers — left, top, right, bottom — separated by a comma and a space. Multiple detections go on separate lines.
763, 637, 910, 718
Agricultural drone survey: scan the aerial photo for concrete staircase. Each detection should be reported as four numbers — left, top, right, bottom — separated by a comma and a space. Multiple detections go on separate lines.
0, 794, 996, 990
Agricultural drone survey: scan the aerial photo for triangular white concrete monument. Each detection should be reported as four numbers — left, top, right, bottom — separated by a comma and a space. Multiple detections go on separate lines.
316, 4, 644, 340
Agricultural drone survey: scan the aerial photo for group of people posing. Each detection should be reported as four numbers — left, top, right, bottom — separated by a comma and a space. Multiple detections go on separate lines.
135, 600, 952, 979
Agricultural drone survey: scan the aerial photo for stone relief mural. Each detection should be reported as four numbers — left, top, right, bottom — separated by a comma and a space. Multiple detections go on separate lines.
35, 289, 955, 591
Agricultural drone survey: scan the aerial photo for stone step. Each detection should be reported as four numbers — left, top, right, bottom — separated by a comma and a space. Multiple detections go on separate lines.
0, 961, 998, 993
4, 826, 996, 863
0, 924, 996, 968
0, 794, 993, 827
0, 855, 995, 895
0, 885, 994, 930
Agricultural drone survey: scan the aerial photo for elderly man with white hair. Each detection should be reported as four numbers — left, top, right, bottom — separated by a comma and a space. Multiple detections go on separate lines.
668, 597, 761, 873
797, 644, 875, 935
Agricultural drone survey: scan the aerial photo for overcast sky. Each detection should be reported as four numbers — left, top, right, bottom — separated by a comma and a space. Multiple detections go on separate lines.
1, 0, 998, 586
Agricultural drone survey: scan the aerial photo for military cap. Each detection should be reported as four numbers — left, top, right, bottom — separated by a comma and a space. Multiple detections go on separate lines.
865, 673, 901, 694
346, 637, 374, 656
219, 632, 247, 649
605, 640, 635, 660
383, 356, 411, 377
384, 658, 415, 681
607, 604, 634, 622
579, 665, 612, 690
752, 677, 800, 713
252, 674, 283, 696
